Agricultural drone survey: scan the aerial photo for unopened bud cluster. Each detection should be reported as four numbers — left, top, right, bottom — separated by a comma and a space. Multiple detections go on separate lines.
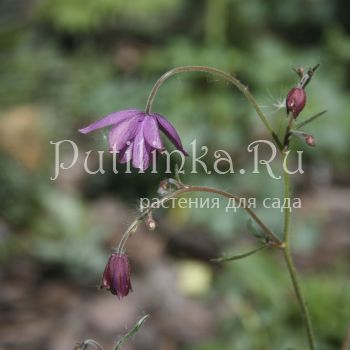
285, 65, 320, 147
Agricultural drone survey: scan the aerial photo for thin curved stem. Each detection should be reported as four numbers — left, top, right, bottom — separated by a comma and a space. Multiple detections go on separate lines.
117, 185, 283, 253
74, 339, 103, 350
282, 155, 316, 350
145, 66, 283, 149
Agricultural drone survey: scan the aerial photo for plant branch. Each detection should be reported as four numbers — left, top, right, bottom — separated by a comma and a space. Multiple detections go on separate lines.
282, 248, 316, 350
145, 66, 283, 149
282, 153, 316, 350
211, 244, 268, 262
282, 153, 291, 242
112, 315, 150, 350
283, 112, 295, 150
296, 110, 327, 130
117, 184, 283, 253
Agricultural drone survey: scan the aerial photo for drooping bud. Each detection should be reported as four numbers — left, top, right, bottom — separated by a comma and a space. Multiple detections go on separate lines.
101, 252, 132, 298
292, 66, 305, 78
146, 212, 156, 231
286, 87, 306, 118
158, 179, 170, 196
157, 178, 182, 196
290, 130, 316, 148
146, 217, 156, 231
305, 134, 315, 147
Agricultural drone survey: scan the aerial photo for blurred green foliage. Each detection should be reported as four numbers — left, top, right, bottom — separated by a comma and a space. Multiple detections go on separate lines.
194, 251, 350, 350
35, 0, 182, 32
0, 0, 349, 349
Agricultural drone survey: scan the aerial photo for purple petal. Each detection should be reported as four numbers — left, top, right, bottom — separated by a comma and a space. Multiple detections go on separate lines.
132, 128, 151, 171
109, 116, 140, 151
79, 109, 142, 134
142, 115, 164, 150
118, 142, 133, 163
101, 256, 113, 290
154, 114, 188, 156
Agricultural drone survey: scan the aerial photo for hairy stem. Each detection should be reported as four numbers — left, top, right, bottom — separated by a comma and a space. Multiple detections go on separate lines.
117, 185, 283, 253
145, 66, 282, 149
283, 112, 295, 150
282, 155, 316, 350
282, 153, 291, 243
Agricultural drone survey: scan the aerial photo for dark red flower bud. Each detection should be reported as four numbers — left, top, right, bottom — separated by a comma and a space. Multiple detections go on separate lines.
101, 253, 132, 298
286, 87, 306, 118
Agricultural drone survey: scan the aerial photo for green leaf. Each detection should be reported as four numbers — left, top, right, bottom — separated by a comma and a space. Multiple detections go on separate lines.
211, 245, 267, 263
113, 315, 150, 350
296, 110, 327, 129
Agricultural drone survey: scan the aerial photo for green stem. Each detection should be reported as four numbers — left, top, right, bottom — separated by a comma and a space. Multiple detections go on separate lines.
282, 153, 291, 243
283, 248, 316, 350
283, 112, 294, 150
112, 315, 150, 350
212, 244, 268, 262
117, 185, 283, 253
145, 66, 283, 149
282, 154, 316, 350
282, 66, 318, 349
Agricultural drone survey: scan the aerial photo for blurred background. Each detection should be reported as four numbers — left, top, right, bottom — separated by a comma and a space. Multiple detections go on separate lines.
0, 0, 349, 349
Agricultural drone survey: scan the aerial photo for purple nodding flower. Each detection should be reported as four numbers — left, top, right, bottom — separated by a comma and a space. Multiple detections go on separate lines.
101, 253, 132, 298
286, 87, 306, 118
79, 109, 188, 171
